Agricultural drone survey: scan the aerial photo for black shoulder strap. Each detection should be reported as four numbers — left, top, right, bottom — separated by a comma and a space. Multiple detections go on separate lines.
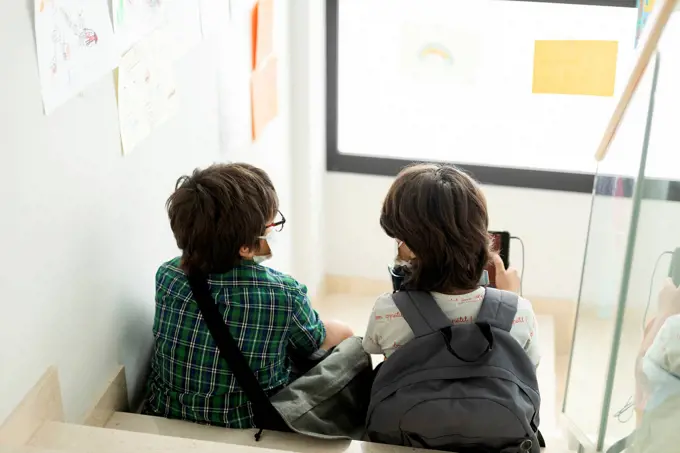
537, 428, 546, 448
392, 291, 452, 337
187, 273, 290, 433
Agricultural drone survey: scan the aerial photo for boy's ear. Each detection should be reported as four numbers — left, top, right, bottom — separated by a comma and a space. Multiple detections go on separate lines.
239, 245, 255, 259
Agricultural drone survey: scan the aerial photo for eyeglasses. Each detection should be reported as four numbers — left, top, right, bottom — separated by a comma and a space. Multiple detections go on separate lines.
265, 211, 286, 232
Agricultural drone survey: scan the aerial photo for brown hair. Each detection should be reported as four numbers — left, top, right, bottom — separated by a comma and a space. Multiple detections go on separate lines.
380, 163, 492, 293
167, 163, 278, 275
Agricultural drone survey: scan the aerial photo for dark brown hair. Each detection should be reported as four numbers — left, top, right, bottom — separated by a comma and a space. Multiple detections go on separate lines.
167, 163, 278, 275
380, 163, 492, 293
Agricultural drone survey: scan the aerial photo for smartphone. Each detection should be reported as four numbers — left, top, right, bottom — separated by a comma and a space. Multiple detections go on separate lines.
486, 231, 510, 288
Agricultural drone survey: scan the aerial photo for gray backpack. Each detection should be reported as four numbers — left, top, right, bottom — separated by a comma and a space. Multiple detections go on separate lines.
366, 288, 541, 453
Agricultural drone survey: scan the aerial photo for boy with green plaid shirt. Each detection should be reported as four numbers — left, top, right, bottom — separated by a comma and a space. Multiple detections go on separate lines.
144, 163, 353, 428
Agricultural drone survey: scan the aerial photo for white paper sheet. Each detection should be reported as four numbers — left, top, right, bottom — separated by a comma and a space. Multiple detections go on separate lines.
199, 0, 231, 39
164, 0, 202, 60
35, 0, 119, 114
112, 0, 166, 54
117, 30, 178, 155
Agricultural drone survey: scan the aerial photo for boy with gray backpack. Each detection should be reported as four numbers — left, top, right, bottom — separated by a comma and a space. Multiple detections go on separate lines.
364, 164, 542, 452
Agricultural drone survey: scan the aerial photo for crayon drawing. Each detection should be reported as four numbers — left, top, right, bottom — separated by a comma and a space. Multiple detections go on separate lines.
113, 0, 165, 53
35, 0, 118, 114
117, 31, 178, 155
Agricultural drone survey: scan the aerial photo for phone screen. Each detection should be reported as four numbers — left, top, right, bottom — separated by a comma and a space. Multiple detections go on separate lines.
486, 231, 510, 288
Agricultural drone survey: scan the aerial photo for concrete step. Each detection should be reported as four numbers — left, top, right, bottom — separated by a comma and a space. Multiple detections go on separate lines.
29, 421, 307, 453
105, 412, 420, 453
30, 421, 420, 453
106, 412, 352, 452
106, 412, 572, 453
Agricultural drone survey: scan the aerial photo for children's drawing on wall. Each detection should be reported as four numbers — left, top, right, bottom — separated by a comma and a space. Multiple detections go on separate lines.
35, 0, 118, 114
117, 30, 178, 155
113, 0, 165, 54
400, 23, 481, 86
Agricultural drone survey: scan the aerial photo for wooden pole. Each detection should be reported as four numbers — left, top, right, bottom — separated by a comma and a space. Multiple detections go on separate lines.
594, 0, 676, 162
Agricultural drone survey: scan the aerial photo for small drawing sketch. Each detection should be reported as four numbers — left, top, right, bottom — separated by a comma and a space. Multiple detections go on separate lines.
80, 29, 99, 47
117, 30, 178, 155
43, 2, 100, 82
35, 0, 118, 114
400, 23, 481, 85
418, 43, 455, 66
113, 0, 165, 53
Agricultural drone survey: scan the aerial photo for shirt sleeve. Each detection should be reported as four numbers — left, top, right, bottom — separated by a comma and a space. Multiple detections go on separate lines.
288, 285, 327, 355
363, 305, 383, 355
524, 308, 541, 367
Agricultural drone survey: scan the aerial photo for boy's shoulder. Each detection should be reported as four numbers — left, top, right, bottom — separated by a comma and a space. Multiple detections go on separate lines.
154, 258, 308, 299
226, 261, 309, 299
154, 258, 192, 301
157, 256, 183, 272
371, 293, 399, 314
156, 257, 185, 284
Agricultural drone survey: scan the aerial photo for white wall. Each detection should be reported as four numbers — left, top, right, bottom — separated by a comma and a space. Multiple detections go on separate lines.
0, 0, 293, 424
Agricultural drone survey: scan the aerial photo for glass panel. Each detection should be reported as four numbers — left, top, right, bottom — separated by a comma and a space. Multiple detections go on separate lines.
603, 12, 680, 451
562, 47, 655, 450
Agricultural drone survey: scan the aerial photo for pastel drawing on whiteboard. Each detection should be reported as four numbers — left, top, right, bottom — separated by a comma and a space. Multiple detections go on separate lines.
35, 0, 118, 114
419, 44, 454, 65
400, 23, 481, 84
113, 0, 165, 54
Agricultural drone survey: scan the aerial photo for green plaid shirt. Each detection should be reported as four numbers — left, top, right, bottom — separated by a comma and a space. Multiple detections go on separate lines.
144, 257, 326, 428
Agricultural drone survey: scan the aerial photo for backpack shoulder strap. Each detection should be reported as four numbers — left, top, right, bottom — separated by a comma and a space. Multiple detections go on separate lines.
477, 287, 518, 332
392, 291, 452, 337
187, 273, 290, 433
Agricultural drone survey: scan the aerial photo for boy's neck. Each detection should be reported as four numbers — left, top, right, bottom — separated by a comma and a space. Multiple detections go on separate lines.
435, 286, 482, 296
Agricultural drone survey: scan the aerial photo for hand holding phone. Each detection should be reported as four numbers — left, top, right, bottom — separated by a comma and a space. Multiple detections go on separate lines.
492, 254, 521, 294
486, 231, 510, 288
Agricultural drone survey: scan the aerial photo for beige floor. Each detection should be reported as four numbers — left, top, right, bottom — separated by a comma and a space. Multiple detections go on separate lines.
562, 312, 641, 449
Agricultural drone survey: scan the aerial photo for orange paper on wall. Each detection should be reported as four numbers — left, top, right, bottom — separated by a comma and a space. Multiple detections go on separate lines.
251, 56, 278, 141
251, 0, 274, 70
532, 40, 618, 97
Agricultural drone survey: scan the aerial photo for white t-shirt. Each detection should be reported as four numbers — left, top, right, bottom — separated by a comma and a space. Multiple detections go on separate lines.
362, 287, 540, 366
645, 314, 680, 376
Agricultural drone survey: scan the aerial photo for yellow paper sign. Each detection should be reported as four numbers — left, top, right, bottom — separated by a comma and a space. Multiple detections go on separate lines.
532, 40, 618, 97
